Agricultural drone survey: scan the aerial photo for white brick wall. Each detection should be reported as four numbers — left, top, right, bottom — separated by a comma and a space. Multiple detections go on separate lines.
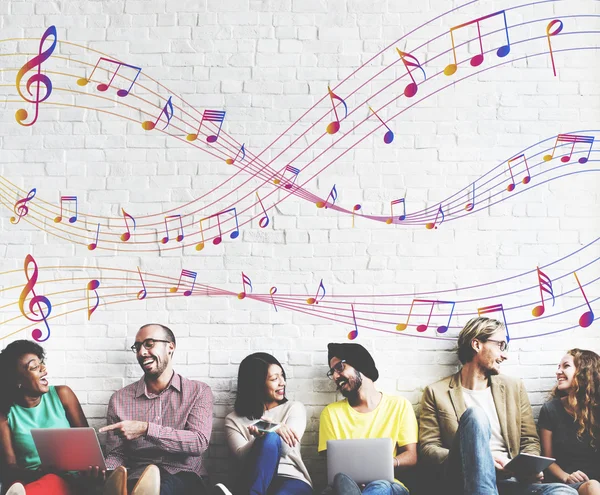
1, 0, 599, 487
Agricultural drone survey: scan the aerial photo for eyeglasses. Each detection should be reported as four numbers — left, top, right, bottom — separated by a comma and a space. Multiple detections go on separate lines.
486, 339, 509, 352
27, 360, 46, 372
326, 360, 346, 380
130, 338, 171, 354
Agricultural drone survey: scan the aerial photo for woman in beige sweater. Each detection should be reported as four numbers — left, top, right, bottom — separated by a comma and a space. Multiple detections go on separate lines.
215, 353, 312, 495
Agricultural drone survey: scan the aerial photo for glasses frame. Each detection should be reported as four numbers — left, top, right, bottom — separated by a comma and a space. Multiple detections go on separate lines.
326, 360, 347, 380
485, 338, 509, 352
130, 338, 171, 354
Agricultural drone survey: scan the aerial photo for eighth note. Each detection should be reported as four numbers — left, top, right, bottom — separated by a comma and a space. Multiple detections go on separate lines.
307, 279, 326, 305
142, 96, 174, 131
326, 86, 348, 135
238, 272, 253, 300
161, 214, 184, 244
387, 197, 406, 224
396, 49, 427, 98
87, 280, 101, 320
120, 208, 136, 242
54, 196, 78, 224
77, 57, 142, 97
170, 269, 197, 297
532, 266, 554, 317
425, 205, 444, 230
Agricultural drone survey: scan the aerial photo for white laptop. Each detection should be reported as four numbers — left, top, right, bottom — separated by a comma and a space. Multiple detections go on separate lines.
327, 438, 394, 485
30, 427, 106, 471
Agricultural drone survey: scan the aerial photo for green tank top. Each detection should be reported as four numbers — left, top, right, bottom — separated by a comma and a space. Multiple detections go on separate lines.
7, 386, 71, 469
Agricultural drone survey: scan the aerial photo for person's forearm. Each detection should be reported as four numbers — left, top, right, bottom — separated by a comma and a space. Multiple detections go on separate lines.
547, 462, 569, 483
394, 450, 416, 470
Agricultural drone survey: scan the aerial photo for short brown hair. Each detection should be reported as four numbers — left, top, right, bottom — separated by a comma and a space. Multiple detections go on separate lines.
457, 317, 504, 364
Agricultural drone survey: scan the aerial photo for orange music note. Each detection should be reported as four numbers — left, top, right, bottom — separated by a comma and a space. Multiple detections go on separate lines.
86, 280, 100, 321
506, 154, 531, 192
141, 96, 174, 131
543, 134, 594, 164
120, 208, 136, 242
273, 165, 300, 188
161, 215, 184, 244
307, 279, 326, 305
396, 49, 427, 98
195, 207, 240, 251
425, 205, 444, 230
387, 197, 406, 224
348, 304, 359, 340
226, 144, 246, 165
237, 272, 253, 300
477, 303, 510, 343
316, 184, 338, 209
396, 299, 455, 334
326, 86, 348, 135
546, 20, 563, 77
574, 272, 594, 328
169, 269, 197, 297
532, 267, 554, 317
77, 57, 142, 97
136, 267, 147, 300
54, 196, 78, 223
187, 110, 226, 142
88, 223, 100, 251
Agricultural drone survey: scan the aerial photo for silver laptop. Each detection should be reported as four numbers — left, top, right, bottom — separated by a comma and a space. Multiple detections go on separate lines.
31, 427, 106, 471
327, 438, 394, 485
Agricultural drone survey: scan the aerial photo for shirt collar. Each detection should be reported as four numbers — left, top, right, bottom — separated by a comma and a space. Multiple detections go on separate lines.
135, 371, 181, 398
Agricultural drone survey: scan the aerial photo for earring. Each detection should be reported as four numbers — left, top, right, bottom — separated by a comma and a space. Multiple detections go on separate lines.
17, 384, 22, 389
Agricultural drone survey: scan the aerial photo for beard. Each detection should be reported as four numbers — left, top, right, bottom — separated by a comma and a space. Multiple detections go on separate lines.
337, 370, 363, 399
139, 356, 168, 378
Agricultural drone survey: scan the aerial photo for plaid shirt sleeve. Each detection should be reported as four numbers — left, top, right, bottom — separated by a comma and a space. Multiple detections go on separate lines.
104, 393, 127, 469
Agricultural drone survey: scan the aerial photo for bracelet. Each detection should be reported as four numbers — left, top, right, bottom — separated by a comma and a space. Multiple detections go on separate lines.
393, 457, 398, 468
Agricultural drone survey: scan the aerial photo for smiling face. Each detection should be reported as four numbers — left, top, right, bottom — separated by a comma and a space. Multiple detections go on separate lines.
329, 356, 363, 398
264, 364, 286, 406
16, 353, 49, 396
134, 324, 175, 379
473, 328, 508, 376
556, 353, 576, 393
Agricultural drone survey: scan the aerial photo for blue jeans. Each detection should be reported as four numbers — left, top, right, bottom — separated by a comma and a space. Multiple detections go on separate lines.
444, 407, 578, 495
127, 467, 207, 495
237, 432, 313, 495
332, 472, 409, 495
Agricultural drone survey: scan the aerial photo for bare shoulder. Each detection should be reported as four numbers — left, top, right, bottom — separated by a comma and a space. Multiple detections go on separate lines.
55, 385, 77, 402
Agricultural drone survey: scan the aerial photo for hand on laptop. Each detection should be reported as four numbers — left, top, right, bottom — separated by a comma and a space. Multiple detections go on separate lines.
99, 420, 149, 441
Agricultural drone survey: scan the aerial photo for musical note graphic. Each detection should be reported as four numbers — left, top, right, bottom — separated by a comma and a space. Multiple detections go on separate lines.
238, 272, 253, 300
532, 267, 555, 317
270, 286, 278, 312
19, 254, 52, 342
506, 154, 531, 192
543, 134, 594, 164
425, 205, 444, 230
546, 20, 563, 77
76, 57, 142, 97
477, 303, 510, 343
87, 280, 100, 321
396, 48, 427, 98
137, 267, 147, 300
316, 184, 338, 208
307, 279, 326, 305
161, 215, 184, 244
574, 272, 594, 328
169, 269, 197, 297
396, 299, 455, 334
444, 10, 511, 76
141, 96, 174, 131
348, 304, 359, 340
10, 188, 37, 225
15, 26, 57, 127
256, 192, 270, 228
88, 223, 100, 251
226, 144, 246, 165
273, 165, 301, 189
120, 208, 136, 242
387, 197, 406, 224
368, 106, 394, 144
187, 109, 226, 142
465, 183, 475, 212
54, 196, 78, 224
196, 207, 240, 251
352, 204, 361, 228
326, 86, 348, 135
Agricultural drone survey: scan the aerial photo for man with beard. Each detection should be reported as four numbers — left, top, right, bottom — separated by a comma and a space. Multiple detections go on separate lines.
419, 317, 577, 495
318, 343, 417, 495
101, 323, 213, 495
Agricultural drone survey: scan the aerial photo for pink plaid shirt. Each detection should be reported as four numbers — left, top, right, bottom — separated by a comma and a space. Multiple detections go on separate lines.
104, 372, 213, 479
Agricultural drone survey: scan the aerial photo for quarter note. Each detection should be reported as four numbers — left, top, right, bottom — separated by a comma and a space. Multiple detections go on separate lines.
307, 279, 326, 305
54, 196, 78, 223
532, 266, 555, 317
142, 96, 174, 131
77, 57, 142, 97
444, 10, 511, 76
387, 197, 406, 224
270, 286, 278, 312
10, 188, 37, 225
226, 144, 246, 165
465, 183, 475, 211
238, 272, 253, 300
120, 208, 136, 242
88, 223, 100, 251
137, 267, 147, 300
161, 214, 184, 244
543, 134, 594, 164
87, 279, 101, 321
348, 304, 359, 340
256, 192, 270, 228
326, 85, 348, 135
477, 303, 510, 343
352, 204, 361, 228
396, 48, 427, 98
169, 269, 197, 297
368, 106, 394, 144
15, 26, 57, 127
196, 207, 240, 251
187, 109, 226, 142
506, 154, 531, 192
546, 20, 563, 77
19, 254, 52, 342
396, 299, 455, 334
574, 272, 594, 328
316, 184, 338, 209
425, 205, 444, 230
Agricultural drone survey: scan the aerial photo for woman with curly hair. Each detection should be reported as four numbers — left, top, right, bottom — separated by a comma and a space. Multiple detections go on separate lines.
539, 349, 600, 495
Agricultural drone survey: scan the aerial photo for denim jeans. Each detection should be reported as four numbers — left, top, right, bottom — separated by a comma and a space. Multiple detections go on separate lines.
127, 467, 207, 495
332, 472, 409, 495
236, 432, 313, 495
444, 407, 578, 495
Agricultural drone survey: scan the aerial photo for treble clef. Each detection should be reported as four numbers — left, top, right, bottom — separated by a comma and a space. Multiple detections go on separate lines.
10, 188, 37, 224
18, 254, 52, 342
15, 25, 58, 127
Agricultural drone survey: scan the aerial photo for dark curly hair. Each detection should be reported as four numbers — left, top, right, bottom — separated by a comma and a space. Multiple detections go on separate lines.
0, 340, 45, 415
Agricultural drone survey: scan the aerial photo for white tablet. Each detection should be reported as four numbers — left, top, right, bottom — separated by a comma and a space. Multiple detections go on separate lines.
30, 427, 106, 471
504, 453, 555, 475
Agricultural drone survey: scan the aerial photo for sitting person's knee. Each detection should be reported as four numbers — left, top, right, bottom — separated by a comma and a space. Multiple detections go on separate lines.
460, 406, 490, 427
259, 431, 282, 449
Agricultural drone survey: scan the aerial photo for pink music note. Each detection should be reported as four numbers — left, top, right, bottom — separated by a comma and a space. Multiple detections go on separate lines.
238, 272, 253, 300
273, 165, 300, 189
141, 96, 174, 131
11, 188, 37, 225
169, 269, 197, 297
396, 299, 455, 334
546, 20, 563, 77
226, 143, 246, 165
307, 279, 326, 305
506, 154, 531, 192
396, 49, 427, 98
161, 215, 184, 244
88, 223, 100, 251
187, 109, 226, 142
352, 204, 361, 228
120, 208, 136, 242
444, 10, 511, 76
574, 272, 594, 328
543, 134, 594, 164
316, 184, 338, 209
87, 280, 100, 320
137, 267, 147, 300
368, 106, 394, 144
256, 192, 270, 228
465, 183, 475, 212
348, 304, 359, 340
532, 267, 555, 317
269, 286, 278, 312
425, 205, 444, 230
326, 86, 348, 135
54, 196, 78, 224
477, 303, 510, 343
195, 207, 240, 251
77, 57, 142, 97
387, 197, 406, 224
